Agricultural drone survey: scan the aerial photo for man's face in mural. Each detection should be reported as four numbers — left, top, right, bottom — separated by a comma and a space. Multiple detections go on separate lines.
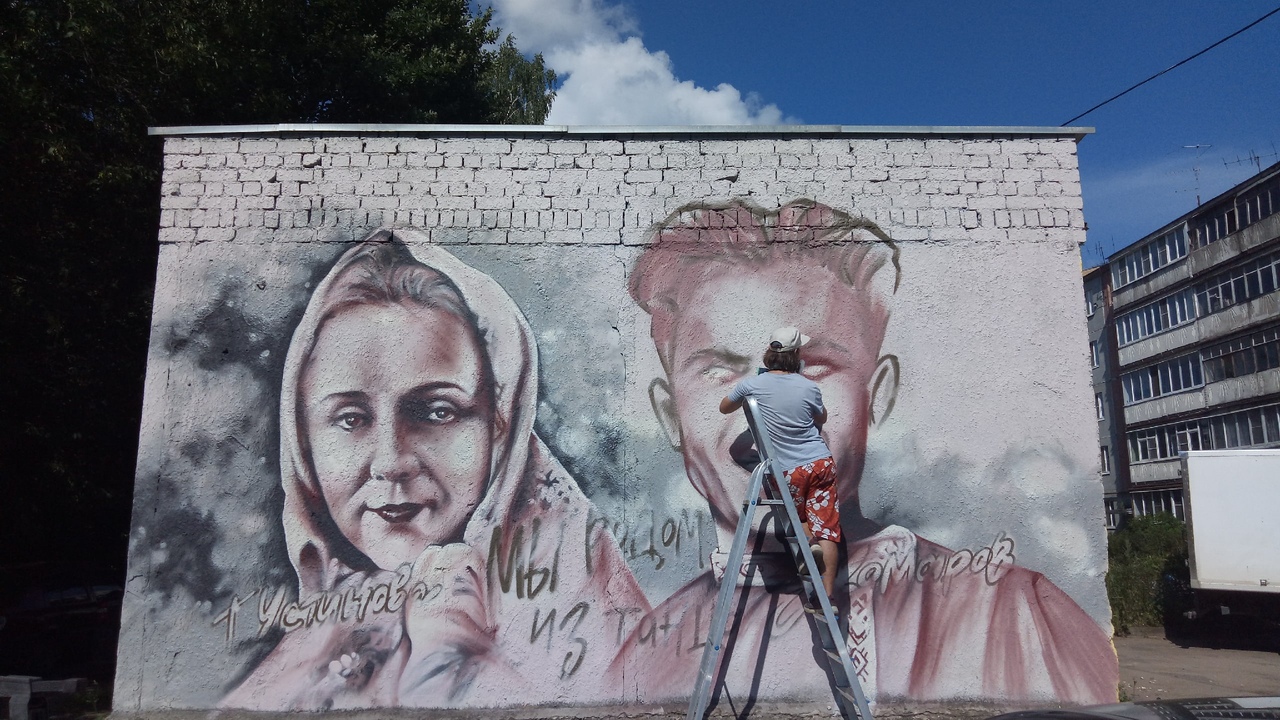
660, 262, 883, 529
300, 302, 494, 570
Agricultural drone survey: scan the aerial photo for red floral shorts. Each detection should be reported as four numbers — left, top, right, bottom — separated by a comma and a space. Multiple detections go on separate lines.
783, 456, 841, 542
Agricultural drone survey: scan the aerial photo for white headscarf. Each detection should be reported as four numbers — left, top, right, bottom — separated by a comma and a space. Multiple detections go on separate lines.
278, 228, 545, 593
230, 230, 645, 709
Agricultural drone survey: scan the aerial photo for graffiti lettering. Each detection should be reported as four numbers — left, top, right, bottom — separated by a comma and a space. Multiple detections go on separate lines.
680, 602, 711, 653
211, 567, 437, 645
635, 610, 674, 647
558, 601, 590, 679
589, 509, 708, 573
488, 520, 561, 599
684, 604, 705, 656
211, 590, 257, 643
622, 588, 823, 663
257, 586, 288, 636
611, 606, 645, 647
528, 602, 591, 679
311, 590, 341, 625
849, 535, 1017, 594
531, 609, 553, 647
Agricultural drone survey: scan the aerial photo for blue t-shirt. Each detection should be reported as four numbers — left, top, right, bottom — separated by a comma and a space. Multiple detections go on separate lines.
727, 372, 831, 472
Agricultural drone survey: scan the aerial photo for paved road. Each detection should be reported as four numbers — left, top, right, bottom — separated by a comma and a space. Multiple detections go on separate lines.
1116, 624, 1280, 701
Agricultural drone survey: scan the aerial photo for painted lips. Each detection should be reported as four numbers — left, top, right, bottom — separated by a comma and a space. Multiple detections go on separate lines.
368, 502, 426, 523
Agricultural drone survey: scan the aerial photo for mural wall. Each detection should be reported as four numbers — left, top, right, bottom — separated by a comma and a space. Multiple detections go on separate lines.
117, 130, 1116, 713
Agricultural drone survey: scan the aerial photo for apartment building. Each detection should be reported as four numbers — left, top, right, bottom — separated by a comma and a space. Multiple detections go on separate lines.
1096, 160, 1280, 525
1083, 265, 1128, 529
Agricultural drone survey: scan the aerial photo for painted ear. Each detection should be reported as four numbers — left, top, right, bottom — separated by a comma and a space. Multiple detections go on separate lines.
648, 377, 682, 451
868, 354, 899, 427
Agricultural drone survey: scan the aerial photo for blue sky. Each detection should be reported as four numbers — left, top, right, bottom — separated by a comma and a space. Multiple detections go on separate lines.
490, 0, 1280, 268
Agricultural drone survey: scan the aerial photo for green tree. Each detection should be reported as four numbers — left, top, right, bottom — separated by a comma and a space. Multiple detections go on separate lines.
0, 0, 556, 585
485, 36, 557, 124
1105, 513, 1188, 633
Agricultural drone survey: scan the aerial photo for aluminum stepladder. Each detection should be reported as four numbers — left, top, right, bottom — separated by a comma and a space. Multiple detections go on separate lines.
685, 397, 873, 720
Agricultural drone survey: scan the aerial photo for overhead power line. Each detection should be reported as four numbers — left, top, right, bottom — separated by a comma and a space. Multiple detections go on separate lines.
1062, 5, 1280, 126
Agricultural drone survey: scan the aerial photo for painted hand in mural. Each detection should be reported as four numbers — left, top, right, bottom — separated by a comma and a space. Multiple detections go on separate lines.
220, 568, 408, 710
398, 543, 495, 702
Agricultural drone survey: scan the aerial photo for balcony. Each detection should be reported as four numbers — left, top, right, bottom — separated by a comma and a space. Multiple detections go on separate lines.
1128, 458, 1181, 485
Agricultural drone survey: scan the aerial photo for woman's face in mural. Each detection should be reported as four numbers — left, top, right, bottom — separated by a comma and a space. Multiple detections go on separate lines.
300, 302, 494, 569
666, 262, 879, 525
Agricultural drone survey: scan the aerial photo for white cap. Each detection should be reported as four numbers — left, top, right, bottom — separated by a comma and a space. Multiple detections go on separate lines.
768, 327, 810, 352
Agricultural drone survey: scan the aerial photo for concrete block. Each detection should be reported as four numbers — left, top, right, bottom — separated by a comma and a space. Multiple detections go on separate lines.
323, 139, 363, 153
625, 169, 664, 184
468, 228, 508, 244
158, 226, 196, 243
363, 138, 400, 153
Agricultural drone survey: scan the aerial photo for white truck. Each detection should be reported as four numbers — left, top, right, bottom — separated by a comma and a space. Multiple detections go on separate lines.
1178, 449, 1280, 620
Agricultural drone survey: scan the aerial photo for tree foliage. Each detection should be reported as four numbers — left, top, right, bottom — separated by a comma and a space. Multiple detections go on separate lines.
1105, 513, 1188, 633
485, 36, 557, 124
0, 0, 555, 581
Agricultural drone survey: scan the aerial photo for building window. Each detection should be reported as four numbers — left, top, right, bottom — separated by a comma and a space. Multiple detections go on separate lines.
1086, 293, 1097, 317
1096, 393, 1105, 420
1121, 352, 1204, 405
1112, 224, 1189, 289
1104, 497, 1122, 530
1100, 446, 1111, 475
1192, 198, 1239, 249
1193, 248, 1280, 316
1090, 341, 1101, 368
1201, 324, 1280, 383
1116, 247, 1280, 349
1235, 174, 1280, 228
1126, 401, 1280, 463
1131, 489, 1184, 521
1192, 174, 1280, 250
1116, 287, 1196, 346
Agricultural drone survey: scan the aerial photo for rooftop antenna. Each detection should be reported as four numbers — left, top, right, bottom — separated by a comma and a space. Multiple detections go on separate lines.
1224, 146, 1280, 174
1183, 144, 1211, 206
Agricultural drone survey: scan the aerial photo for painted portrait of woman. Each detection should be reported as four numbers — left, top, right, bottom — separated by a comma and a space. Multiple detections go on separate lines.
222, 230, 648, 710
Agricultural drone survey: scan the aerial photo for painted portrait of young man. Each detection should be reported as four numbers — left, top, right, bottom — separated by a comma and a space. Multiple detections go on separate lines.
612, 199, 1117, 704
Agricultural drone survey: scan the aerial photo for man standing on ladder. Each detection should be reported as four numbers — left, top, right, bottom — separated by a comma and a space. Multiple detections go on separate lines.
718, 327, 840, 602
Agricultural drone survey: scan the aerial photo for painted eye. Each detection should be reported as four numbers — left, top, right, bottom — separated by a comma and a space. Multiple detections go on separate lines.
405, 397, 461, 425
424, 404, 458, 424
702, 365, 735, 381
334, 412, 368, 432
803, 363, 835, 380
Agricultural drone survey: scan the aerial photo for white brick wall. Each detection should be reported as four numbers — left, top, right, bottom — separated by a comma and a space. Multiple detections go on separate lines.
159, 132, 1088, 247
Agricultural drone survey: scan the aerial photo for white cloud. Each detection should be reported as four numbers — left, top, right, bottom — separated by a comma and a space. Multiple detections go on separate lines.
489, 0, 632, 49
489, 0, 791, 125
545, 39, 788, 125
